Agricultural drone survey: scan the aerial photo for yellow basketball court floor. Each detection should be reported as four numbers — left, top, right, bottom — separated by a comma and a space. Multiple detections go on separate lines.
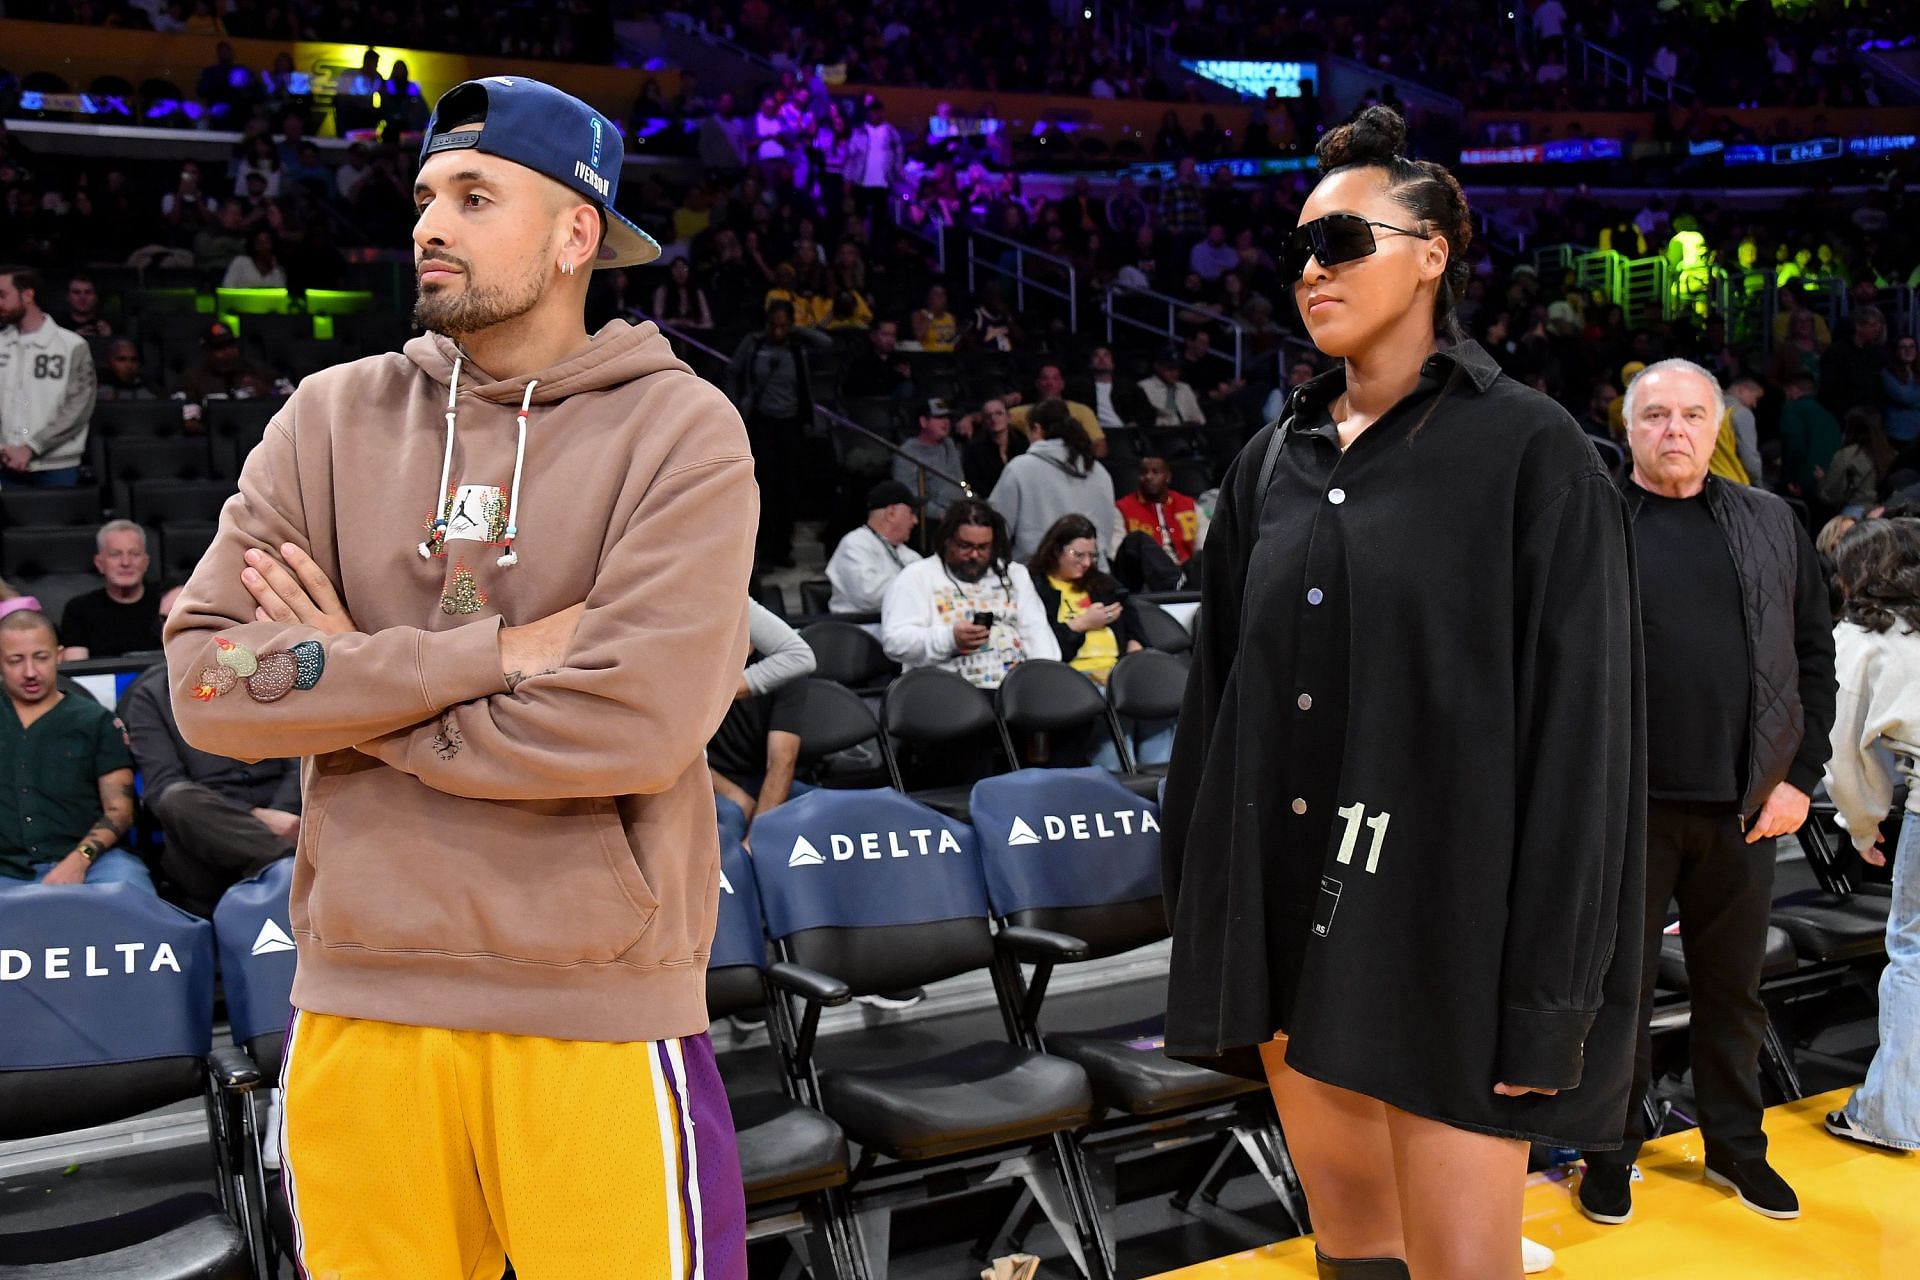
1149, 1090, 1919, 1279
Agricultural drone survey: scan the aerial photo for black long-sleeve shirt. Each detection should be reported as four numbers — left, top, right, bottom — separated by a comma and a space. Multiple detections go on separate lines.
1635, 489, 1750, 802
1162, 340, 1646, 1150
1624, 476, 1836, 815
118, 666, 300, 813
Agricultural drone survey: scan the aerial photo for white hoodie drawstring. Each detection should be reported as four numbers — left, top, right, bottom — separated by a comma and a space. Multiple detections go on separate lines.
417, 355, 463, 559
496, 379, 536, 568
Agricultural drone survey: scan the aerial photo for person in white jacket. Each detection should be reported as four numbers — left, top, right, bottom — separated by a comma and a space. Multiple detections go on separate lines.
0, 266, 96, 488
881, 498, 1059, 690
1822, 517, 1920, 1152
826, 479, 924, 617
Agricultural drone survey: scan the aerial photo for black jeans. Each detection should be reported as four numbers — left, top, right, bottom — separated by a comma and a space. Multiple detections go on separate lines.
746, 411, 805, 565
150, 782, 297, 918
1588, 798, 1776, 1168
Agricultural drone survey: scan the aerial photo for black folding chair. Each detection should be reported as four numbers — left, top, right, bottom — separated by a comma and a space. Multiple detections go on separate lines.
969, 768, 1311, 1254
1106, 649, 1189, 779
748, 788, 1111, 1278
793, 677, 891, 790
879, 666, 1008, 820
801, 619, 898, 693
1129, 599, 1193, 654
995, 659, 1161, 800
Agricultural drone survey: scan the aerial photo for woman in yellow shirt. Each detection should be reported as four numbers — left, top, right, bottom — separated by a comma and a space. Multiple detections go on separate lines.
1029, 514, 1144, 680
1028, 514, 1179, 767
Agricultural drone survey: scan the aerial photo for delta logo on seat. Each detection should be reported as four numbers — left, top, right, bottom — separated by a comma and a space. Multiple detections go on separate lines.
0, 941, 186, 981
1004, 808, 1159, 846
787, 826, 967, 868
250, 919, 296, 956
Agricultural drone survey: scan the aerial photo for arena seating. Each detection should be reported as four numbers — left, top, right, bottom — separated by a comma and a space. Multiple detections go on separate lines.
3, 3, 1913, 1273
0, 884, 263, 1278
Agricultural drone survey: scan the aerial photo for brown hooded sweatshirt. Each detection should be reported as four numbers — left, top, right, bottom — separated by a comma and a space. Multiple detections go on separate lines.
164, 320, 757, 1043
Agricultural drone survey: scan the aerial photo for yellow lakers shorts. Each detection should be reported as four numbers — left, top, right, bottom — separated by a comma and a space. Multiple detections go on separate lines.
279, 1010, 745, 1279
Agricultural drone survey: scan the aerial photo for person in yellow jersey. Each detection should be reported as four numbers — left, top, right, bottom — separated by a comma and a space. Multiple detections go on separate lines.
165, 76, 754, 1278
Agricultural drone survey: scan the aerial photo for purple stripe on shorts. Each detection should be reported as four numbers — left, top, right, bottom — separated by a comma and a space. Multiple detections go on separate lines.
655, 1040, 700, 1277
678, 1032, 747, 1280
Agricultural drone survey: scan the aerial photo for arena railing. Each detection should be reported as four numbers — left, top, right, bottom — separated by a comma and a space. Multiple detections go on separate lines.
961, 226, 1079, 333
1102, 283, 1249, 381
634, 310, 975, 508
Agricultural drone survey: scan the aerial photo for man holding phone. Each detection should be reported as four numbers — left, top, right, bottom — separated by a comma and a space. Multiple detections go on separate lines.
880, 497, 1058, 689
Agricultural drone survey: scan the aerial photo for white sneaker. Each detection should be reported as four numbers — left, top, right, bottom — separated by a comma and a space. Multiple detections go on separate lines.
855, 987, 926, 1011
1522, 1236, 1554, 1274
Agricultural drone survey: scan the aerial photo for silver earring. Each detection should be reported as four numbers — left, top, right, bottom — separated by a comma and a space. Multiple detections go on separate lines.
560, 259, 575, 276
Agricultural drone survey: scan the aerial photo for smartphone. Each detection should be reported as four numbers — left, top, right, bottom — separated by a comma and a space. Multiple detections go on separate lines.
971, 611, 995, 628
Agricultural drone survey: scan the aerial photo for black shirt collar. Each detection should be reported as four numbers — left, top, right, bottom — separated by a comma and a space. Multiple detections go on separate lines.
1286, 338, 1504, 421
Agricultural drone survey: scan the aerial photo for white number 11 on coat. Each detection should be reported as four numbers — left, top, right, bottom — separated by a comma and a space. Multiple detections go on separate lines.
1335, 803, 1391, 873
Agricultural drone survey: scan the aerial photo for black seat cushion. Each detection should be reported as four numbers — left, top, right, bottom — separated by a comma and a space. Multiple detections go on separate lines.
908, 784, 974, 821
1771, 894, 1889, 963
1046, 1017, 1262, 1117
1658, 925, 1799, 990
731, 1090, 850, 1205
819, 1041, 1092, 1162
1115, 772, 1163, 801
0, 1192, 248, 1278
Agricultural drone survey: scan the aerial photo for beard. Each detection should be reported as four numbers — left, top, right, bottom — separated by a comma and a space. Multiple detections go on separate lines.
0, 304, 22, 328
413, 254, 548, 337
947, 558, 990, 583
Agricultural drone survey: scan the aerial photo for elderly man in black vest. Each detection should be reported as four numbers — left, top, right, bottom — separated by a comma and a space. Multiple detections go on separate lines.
1581, 358, 1836, 1225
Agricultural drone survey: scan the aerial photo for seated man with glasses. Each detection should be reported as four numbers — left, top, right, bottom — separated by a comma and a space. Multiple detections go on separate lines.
880, 498, 1059, 691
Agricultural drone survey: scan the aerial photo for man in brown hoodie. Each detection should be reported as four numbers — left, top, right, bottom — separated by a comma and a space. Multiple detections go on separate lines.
164, 78, 756, 1279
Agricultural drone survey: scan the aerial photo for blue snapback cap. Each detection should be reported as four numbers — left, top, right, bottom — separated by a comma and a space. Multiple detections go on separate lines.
420, 76, 660, 269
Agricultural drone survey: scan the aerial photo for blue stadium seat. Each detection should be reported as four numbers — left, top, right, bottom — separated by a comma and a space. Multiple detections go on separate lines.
748, 787, 1110, 1277
706, 824, 861, 1277
970, 768, 1309, 1237
0, 884, 259, 1278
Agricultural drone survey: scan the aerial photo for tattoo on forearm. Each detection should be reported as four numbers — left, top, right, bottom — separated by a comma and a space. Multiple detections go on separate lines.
504, 669, 558, 694
430, 712, 465, 761
86, 816, 123, 844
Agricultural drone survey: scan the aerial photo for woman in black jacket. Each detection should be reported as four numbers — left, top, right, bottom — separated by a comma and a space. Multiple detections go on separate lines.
1027, 513, 1146, 673
1161, 106, 1644, 1280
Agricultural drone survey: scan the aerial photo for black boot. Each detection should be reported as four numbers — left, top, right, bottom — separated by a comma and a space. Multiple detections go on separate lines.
1315, 1248, 1412, 1279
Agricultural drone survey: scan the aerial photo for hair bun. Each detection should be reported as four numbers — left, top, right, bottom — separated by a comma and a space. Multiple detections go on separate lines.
1315, 105, 1409, 171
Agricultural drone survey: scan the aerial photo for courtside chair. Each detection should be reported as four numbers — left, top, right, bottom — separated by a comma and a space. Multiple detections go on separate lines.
748, 788, 1111, 1279
1127, 598, 1193, 655
708, 822, 865, 1279
994, 659, 1162, 801
800, 620, 897, 693
1106, 649, 1189, 780
0, 884, 257, 1279
792, 677, 892, 790
970, 767, 1312, 1255
879, 667, 1009, 821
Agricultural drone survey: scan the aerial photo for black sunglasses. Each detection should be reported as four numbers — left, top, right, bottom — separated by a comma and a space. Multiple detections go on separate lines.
1285, 212, 1433, 283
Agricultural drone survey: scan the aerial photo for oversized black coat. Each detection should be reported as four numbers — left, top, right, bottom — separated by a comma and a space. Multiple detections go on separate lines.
1160, 340, 1648, 1148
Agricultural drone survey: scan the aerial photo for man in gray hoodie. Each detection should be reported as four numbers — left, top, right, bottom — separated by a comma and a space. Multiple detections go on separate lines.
989, 398, 1122, 567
